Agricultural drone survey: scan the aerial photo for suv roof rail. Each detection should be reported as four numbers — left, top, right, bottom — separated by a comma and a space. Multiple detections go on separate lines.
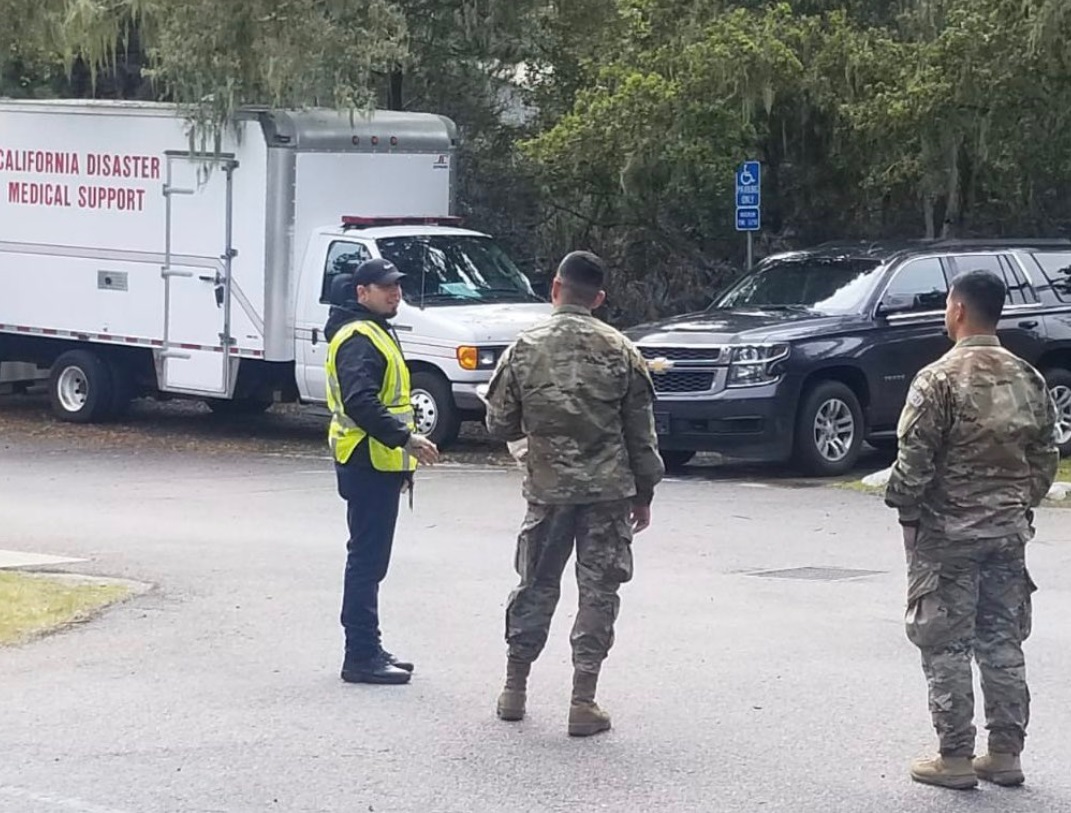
926, 237, 1071, 248
807, 237, 1071, 258
810, 239, 926, 256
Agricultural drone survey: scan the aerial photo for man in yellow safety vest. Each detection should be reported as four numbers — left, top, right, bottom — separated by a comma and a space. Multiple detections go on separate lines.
324, 258, 439, 685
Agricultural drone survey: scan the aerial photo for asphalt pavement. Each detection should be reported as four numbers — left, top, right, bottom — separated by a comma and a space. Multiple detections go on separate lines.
1, 431, 1070, 812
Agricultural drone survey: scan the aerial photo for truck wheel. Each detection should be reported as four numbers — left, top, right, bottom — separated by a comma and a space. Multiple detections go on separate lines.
793, 380, 864, 477
1044, 368, 1071, 456
660, 450, 695, 471
205, 397, 274, 416
48, 350, 115, 423
410, 371, 461, 449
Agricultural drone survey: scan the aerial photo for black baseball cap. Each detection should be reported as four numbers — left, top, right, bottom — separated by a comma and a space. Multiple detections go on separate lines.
353, 258, 405, 286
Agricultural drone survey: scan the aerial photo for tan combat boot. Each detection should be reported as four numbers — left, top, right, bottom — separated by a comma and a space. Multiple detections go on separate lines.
496, 658, 530, 722
973, 753, 1025, 786
568, 670, 611, 737
910, 755, 978, 790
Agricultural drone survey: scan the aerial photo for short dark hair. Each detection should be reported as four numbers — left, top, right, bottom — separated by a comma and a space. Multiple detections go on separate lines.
950, 269, 1006, 326
556, 251, 606, 305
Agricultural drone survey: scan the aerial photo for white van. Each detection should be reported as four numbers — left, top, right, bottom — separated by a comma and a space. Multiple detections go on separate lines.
0, 100, 552, 445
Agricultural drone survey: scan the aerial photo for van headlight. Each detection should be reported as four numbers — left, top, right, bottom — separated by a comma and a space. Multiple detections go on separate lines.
457, 346, 501, 371
727, 344, 789, 388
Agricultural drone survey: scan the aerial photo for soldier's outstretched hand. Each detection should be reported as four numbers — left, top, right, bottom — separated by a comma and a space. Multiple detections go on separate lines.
406, 433, 440, 466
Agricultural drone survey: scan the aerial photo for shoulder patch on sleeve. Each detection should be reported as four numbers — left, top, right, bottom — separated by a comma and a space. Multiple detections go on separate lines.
897, 368, 944, 438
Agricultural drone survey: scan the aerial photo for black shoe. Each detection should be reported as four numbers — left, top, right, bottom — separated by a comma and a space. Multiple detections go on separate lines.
341, 653, 411, 685
381, 649, 414, 673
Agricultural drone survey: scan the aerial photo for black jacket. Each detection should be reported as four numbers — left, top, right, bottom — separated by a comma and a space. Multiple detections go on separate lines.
325, 304, 412, 467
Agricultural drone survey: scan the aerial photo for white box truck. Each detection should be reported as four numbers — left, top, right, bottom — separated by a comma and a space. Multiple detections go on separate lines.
0, 100, 552, 445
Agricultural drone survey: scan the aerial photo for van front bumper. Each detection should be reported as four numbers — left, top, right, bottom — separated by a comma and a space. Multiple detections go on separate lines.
452, 381, 487, 413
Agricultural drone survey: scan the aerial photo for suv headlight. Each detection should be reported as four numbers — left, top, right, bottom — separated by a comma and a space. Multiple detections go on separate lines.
727, 344, 789, 388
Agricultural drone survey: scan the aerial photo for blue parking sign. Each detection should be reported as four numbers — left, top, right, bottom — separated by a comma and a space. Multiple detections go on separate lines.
736, 161, 761, 194
735, 161, 761, 233
736, 207, 760, 231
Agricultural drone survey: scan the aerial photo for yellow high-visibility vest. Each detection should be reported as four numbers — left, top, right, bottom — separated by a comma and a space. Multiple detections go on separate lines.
325, 320, 416, 471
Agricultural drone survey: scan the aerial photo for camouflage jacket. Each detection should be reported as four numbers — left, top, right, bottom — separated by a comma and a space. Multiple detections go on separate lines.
885, 335, 1059, 540
484, 304, 665, 505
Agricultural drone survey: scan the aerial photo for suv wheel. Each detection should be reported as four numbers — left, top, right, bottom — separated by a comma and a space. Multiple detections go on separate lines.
1044, 368, 1071, 456
794, 380, 864, 476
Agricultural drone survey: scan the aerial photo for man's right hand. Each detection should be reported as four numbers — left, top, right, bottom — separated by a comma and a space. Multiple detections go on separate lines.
631, 503, 652, 534
405, 433, 440, 466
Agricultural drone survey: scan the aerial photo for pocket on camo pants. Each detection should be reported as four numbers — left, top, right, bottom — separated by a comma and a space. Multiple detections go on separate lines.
1020, 567, 1038, 641
905, 563, 945, 649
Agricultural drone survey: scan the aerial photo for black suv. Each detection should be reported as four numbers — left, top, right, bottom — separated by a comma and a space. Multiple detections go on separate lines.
624, 239, 1071, 476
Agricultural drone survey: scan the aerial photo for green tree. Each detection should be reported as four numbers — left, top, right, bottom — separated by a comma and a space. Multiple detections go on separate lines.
522, 3, 873, 320
523, 0, 1071, 321
1, 0, 407, 134
8, 0, 1071, 324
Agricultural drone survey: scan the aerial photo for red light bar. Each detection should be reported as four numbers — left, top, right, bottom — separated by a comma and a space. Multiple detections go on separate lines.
341, 215, 464, 228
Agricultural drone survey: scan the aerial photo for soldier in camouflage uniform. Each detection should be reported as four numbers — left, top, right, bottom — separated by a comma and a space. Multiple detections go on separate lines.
885, 269, 1058, 790
484, 250, 665, 737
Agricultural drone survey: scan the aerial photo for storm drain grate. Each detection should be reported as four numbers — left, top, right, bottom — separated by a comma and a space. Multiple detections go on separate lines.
746, 566, 885, 582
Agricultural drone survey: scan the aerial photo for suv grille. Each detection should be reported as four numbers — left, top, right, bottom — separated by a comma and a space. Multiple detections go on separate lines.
652, 372, 716, 394
637, 344, 724, 394
638, 346, 725, 362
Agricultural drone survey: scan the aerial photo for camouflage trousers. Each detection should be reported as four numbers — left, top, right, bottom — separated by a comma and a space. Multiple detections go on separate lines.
505, 500, 634, 674
905, 532, 1037, 757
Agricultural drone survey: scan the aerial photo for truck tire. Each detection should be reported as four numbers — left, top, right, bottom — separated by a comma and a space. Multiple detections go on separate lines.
660, 450, 696, 470
1043, 367, 1071, 457
793, 380, 864, 477
410, 371, 461, 449
48, 350, 115, 423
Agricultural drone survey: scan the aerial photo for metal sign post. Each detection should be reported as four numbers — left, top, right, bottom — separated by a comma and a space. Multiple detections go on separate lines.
735, 160, 761, 268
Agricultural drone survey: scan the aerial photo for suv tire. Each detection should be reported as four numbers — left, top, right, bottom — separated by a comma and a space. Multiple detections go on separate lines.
1044, 367, 1071, 457
793, 380, 864, 476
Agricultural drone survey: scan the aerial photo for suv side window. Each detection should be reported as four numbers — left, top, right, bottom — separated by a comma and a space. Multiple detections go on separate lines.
883, 257, 948, 313
949, 253, 1037, 306
321, 241, 372, 304
998, 256, 1038, 305
1030, 251, 1071, 303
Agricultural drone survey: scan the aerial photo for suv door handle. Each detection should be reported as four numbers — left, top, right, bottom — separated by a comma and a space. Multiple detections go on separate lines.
1019, 320, 1039, 329
311, 328, 320, 346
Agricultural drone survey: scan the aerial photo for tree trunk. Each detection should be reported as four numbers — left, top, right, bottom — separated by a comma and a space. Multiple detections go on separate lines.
940, 140, 961, 239
388, 70, 404, 110
923, 193, 936, 239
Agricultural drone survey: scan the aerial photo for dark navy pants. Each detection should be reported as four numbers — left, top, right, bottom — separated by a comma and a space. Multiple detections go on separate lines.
336, 461, 405, 661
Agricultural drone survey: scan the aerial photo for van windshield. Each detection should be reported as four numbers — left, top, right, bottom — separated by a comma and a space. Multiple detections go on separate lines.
376, 235, 543, 304
713, 256, 885, 315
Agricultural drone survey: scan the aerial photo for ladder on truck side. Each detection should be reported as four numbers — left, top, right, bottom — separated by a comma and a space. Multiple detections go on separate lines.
160, 151, 239, 396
